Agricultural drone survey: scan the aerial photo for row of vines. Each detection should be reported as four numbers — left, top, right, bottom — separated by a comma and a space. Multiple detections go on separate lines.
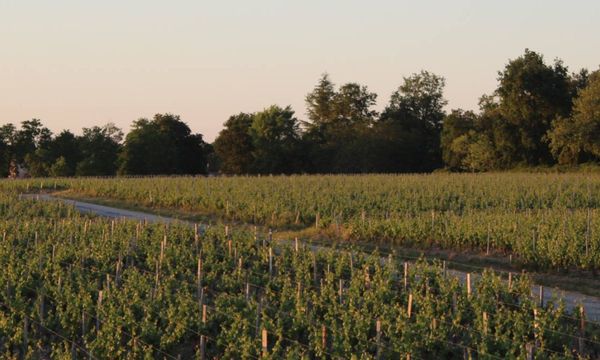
0, 192, 598, 358
1, 173, 599, 270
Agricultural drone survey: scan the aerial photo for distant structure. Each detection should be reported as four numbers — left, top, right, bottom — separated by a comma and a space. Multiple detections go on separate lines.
7, 160, 29, 179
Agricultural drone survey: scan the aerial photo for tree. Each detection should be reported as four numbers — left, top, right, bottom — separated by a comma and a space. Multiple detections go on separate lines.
76, 124, 123, 176
119, 114, 208, 175
441, 110, 477, 170
49, 156, 70, 177
378, 71, 447, 171
303, 75, 378, 172
305, 73, 337, 128
250, 105, 302, 174
13, 119, 52, 163
213, 113, 255, 174
332, 83, 378, 126
383, 70, 447, 131
495, 49, 572, 165
548, 71, 600, 164
48, 130, 81, 176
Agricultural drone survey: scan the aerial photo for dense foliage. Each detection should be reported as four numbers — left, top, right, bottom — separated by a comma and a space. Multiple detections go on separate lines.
0, 192, 597, 358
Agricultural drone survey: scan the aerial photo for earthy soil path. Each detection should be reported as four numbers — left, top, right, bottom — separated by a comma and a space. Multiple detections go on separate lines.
30, 193, 600, 321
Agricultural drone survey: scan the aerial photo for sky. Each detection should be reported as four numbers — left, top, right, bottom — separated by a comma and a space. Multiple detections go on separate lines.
1, 0, 599, 142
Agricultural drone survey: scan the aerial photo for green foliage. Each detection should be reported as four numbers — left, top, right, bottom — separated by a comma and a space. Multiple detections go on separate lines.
213, 113, 255, 174
49, 157, 70, 177
250, 105, 302, 174
119, 114, 209, 175
17, 173, 600, 271
549, 71, 600, 164
495, 49, 573, 165
0, 192, 596, 358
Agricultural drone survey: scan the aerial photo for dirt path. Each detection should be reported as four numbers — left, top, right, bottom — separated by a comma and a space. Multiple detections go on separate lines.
29, 193, 600, 321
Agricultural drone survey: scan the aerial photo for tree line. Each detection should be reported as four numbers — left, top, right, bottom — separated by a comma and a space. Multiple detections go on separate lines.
1, 49, 599, 177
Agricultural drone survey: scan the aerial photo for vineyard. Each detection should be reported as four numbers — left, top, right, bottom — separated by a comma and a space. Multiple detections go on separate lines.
4, 173, 600, 271
0, 188, 599, 359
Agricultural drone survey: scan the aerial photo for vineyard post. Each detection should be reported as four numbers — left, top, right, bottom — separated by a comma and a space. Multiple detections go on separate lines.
22, 317, 28, 354
246, 282, 250, 301
533, 308, 540, 350
81, 310, 86, 339
403, 262, 409, 290
538, 286, 544, 307
268, 247, 273, 277
486, 225, 490, 255
376, 319, 382, 360
482, 312, 488, 335
407, 294, 413, 318
200, 335, 206, 360
202, 304, 207, 324
294, 237, 299, 253
295, 282, 301, 300
321, 324, 327, 352
338, 279, 343, 304
262, 328, 268, 357
508, 273, 512, 290
579, 306, 586, 354
197, 258, 203, 298
313, 253, 318, 285
442, 260, 447, 277
466, 273, 471, 297
256, 297, 263, 337
96, 290, 103, 331
525, 343, 534, 360
586, 208, 591, 258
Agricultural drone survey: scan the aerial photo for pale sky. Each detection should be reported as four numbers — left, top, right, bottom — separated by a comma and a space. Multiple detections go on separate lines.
1, 0, 599, 142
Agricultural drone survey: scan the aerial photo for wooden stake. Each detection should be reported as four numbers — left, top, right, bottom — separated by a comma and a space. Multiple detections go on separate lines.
404, 262, 409, 290
268, 247, 273, 277
261, 328, 268, 357
466, 273, 472, 297
376, 319, 382, 360
482, 312, 488, 335
96, 290, 103, 331
407, 294, 413, 318
199, 335, 206, 360
579, 306, 586, 355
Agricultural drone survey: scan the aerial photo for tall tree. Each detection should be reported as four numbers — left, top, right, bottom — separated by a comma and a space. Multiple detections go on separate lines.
76, 124, 123, 176
119, 114, 208, 175
440, 109, 477, 170
304, 75, 378, 172
495, 49, 572, 165
48, 130, 81, 176
379, 70, 447, 171
305, 73, 336, 128
549, 71, 600, 164
250, 105, 302, 174
213, 113, 255, 174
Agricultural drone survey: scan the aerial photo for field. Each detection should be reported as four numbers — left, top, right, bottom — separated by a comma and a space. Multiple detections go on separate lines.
9, 173, 600, 271
1, 174, 600, 358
